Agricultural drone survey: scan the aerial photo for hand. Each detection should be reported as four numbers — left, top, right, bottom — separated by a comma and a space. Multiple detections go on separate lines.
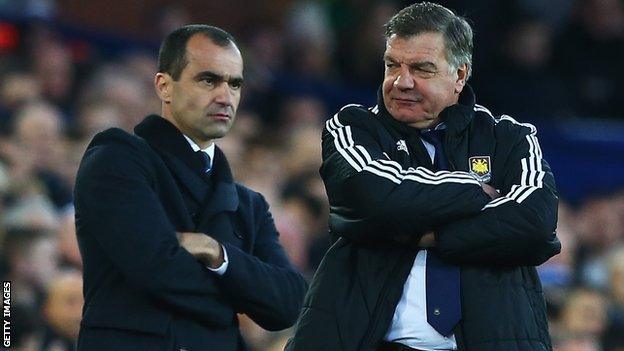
177, 232, 224, 268
418, 231, 436, 248
481, 183, 501, 200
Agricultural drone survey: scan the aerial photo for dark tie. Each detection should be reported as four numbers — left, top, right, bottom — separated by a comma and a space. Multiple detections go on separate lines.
195, 150, 212, 174
420, 129, 461, 336
419, 129, 448, 170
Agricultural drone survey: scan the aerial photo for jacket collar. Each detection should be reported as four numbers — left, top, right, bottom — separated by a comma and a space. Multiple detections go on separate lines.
134, 115, 202, 171
375, 84, 477, 136
134, 115, 238, 214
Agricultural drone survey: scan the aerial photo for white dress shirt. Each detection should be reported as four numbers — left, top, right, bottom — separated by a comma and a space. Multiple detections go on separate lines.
383, 124, 457, 350
182, 135, 228, 275
183, 135, 215, 169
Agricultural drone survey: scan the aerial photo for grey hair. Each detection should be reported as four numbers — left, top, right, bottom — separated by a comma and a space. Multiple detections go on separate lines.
384, 2, 473, 78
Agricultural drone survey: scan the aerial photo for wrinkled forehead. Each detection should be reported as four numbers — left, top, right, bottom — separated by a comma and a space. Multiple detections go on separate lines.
384, 32, 447, 61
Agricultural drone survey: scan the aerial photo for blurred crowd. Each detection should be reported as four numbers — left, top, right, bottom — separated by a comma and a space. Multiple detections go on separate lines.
0, 0, 623, 350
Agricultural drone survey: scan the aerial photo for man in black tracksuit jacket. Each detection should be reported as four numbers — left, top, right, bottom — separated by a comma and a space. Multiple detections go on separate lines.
287, 3, 560, 351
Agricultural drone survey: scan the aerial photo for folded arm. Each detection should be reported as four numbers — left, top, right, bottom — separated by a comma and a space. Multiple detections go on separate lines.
75, 139, 234, 328
214, 195, 308, 331
436, 117, 561, 266
321, 107, 490, 245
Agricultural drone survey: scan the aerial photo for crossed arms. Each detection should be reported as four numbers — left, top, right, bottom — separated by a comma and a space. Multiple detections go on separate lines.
75, 134, 307, 331
321, 108, 560, 266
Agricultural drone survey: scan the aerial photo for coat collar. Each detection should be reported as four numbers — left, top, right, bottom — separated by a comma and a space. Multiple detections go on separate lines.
375, 84, 477, 136
134, 115, 202, 171
134, 115, 238, 214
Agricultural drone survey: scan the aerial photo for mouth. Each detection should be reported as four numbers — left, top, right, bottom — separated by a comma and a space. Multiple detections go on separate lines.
207, 113, 231, 121
393, 97, 422, 104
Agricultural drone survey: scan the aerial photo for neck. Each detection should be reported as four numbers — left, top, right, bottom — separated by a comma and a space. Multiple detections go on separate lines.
183, 131, 212, 150
408, 117, 442, 130
192, 138, 213, 150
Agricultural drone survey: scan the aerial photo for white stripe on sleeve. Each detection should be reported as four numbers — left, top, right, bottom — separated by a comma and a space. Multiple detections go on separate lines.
325, 111, 480, 187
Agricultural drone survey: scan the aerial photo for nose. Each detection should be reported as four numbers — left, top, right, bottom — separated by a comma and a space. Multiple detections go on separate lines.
213, 82, 234, 107
393, 65, 414, 91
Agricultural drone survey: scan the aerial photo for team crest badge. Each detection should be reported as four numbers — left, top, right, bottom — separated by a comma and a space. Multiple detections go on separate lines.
469, 156, 491, 182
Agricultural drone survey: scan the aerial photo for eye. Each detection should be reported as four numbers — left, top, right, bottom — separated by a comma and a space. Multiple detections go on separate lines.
201, 77, 216, 86
413, 67, 437, 79
229, 81, 243, 90
385, 62, 398, 69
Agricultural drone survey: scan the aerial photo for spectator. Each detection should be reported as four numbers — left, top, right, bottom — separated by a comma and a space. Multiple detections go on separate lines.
0, 70, 42, 130
478, 17, 574, 120
604, 247, 624, 350
575, 195, 623, 289
560, 288, 608, 343
554, 0, 624, 119
40, 270, 83, 351
11, 100, 73, 210
0, 228, 59, 311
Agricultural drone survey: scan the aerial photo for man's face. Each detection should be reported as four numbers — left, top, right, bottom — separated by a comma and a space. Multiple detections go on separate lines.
157, 34, 243, 146
43, 273, 84, 340
382, 32, 466, 129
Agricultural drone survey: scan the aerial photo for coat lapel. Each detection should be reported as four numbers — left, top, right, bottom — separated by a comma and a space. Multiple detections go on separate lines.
198, 147, 239, 228
134, 115, 209, 204
134, 115, 240, 239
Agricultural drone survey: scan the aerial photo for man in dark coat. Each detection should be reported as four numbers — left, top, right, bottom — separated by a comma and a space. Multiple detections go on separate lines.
287, 3, 560, 351
74, 25, 307, 351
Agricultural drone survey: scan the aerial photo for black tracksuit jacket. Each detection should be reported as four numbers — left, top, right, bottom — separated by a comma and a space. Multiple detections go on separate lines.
286, 86, 561, 351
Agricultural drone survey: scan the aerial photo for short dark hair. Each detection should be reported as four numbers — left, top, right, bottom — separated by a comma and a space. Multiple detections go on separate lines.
158, 24, 237, 80
384, 2, 473, 77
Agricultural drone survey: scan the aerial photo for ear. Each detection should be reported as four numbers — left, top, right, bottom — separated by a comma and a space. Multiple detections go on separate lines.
154, 73, 172, 103
454, 63, 469, 94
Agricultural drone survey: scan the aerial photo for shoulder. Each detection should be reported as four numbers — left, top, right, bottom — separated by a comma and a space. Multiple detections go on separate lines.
473, 104, 538, 140
78, 128, 154, 177
86, 128, 150, 155
92, 127, 141, 144
324, 103, 380, 132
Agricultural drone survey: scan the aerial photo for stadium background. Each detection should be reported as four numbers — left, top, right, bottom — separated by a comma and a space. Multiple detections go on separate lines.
0, 0, 623, 350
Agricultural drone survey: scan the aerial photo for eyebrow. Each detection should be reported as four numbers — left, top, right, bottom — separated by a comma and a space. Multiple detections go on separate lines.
383, 54, 396, 63
383, 56, 438, 71
194, 70, 244, 85
409, 62, 437, 71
